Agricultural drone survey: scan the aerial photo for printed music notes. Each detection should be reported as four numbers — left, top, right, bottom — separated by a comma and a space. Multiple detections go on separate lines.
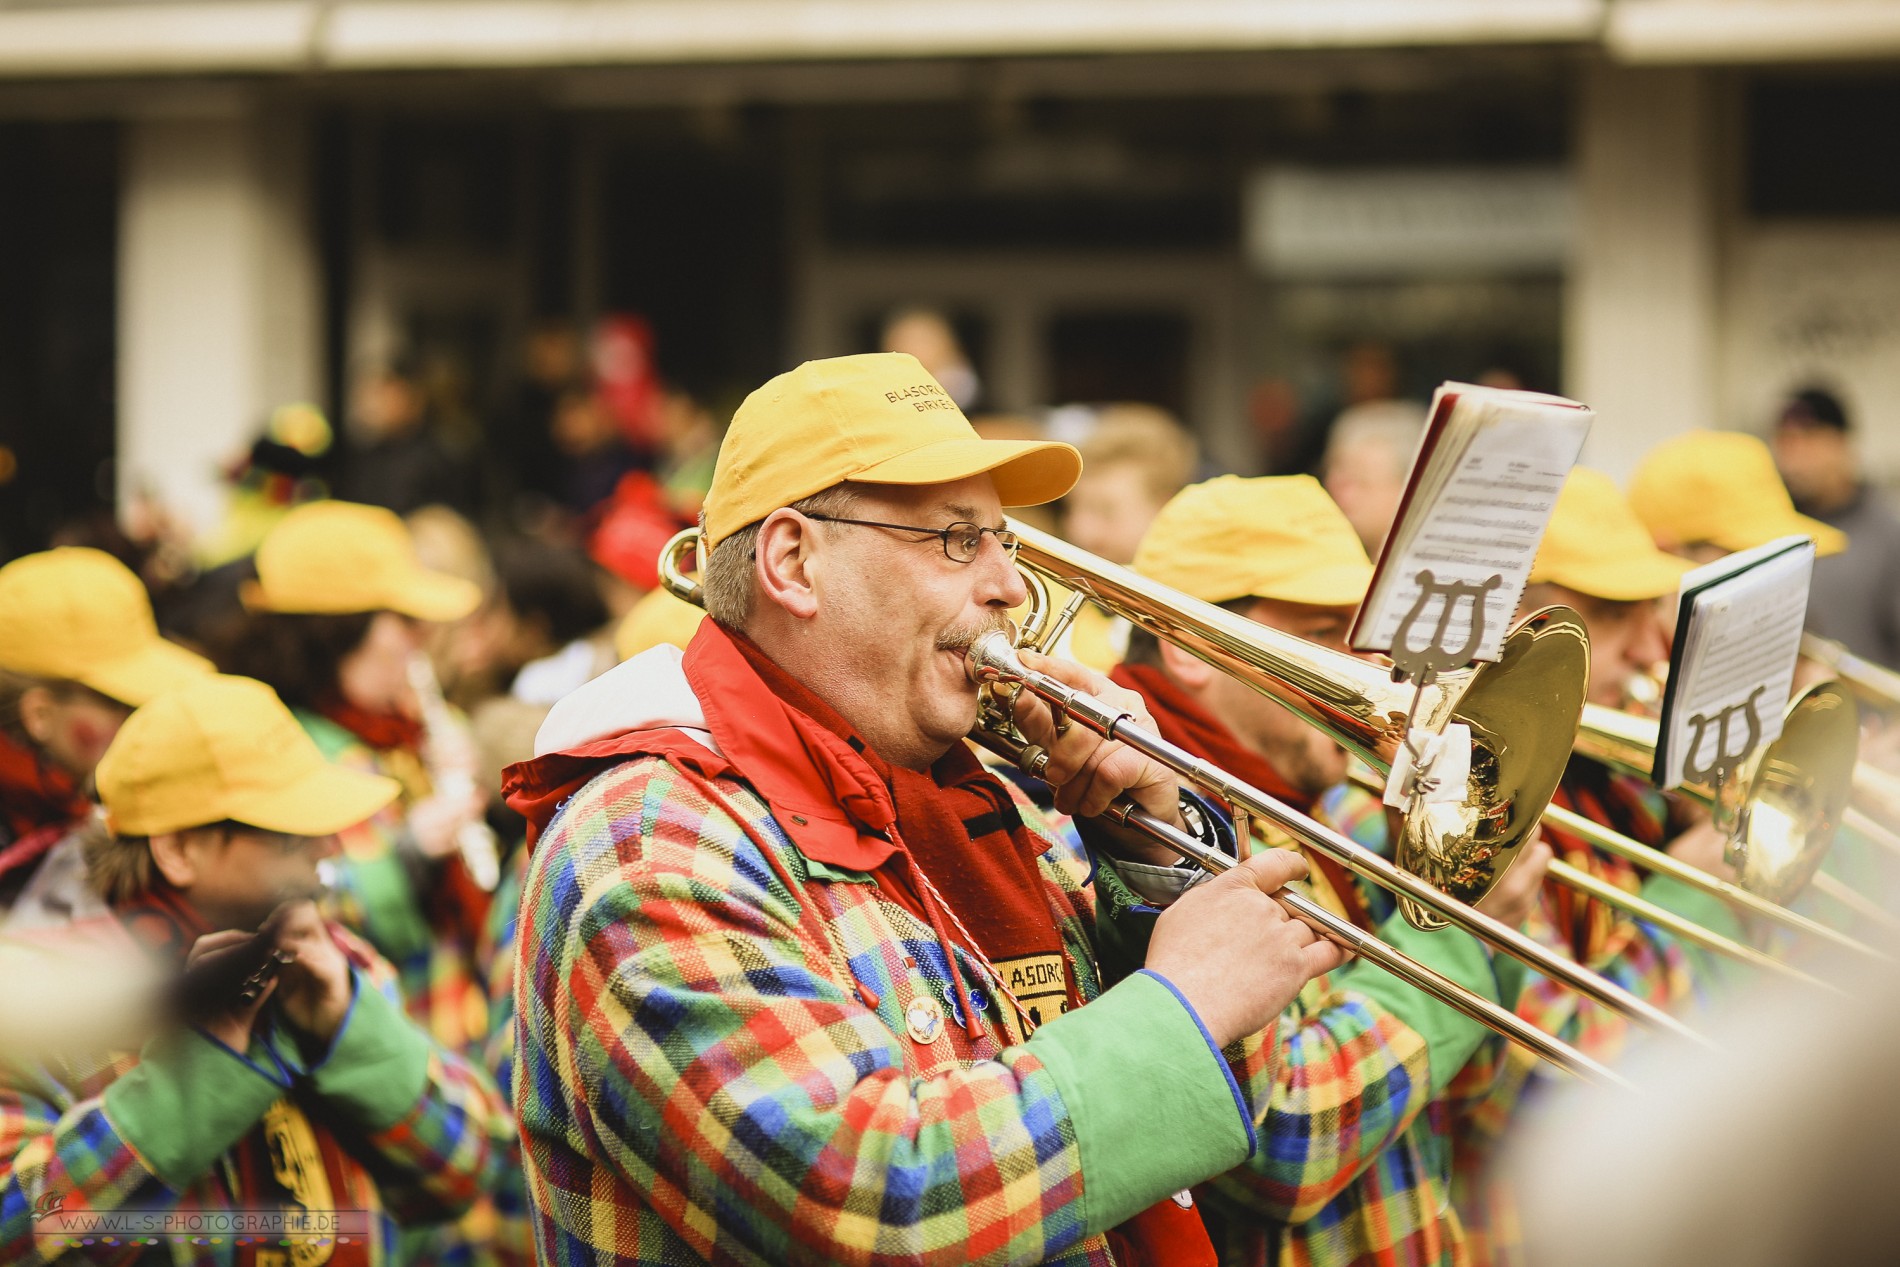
1655, 536, 1816, 793
1350, 382, 1593, 678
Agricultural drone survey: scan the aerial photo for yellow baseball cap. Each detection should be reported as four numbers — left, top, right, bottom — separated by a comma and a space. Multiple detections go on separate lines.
703, 353, 1081, 549
614, 587, 707, 661
1133, 475, 1374, 607
0, 548, 212, 705
96, 675, 400, 837
1530, 468, 1692, 602
243, 501, 482, 622
1628, 430, 1847, 557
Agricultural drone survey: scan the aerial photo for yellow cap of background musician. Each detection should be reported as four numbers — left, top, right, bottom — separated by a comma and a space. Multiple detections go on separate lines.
1530, 468, 1692, 602
1628, 429, 1847, 557
242, 500, 482, 622
614, 587, 707, 661
97, 675, 400, 837
702, 353, 1081, 550
1132, 475, 1374, 607
0, 548, 212, 706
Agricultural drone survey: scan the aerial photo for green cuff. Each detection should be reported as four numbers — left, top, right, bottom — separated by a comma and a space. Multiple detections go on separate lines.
102, 1028, 284, 1190
1334, 915, 1499, 1092
309, 973, 433, 1132
1027, 969, 1252, 1234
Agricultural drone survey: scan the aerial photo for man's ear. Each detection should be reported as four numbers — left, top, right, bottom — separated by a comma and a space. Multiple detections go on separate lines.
148, 831, 199, 890
755, 509, 821, 621
1156, 639, 1215, 689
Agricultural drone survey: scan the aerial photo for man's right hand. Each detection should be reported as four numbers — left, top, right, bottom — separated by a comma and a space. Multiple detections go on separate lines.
185, 930, 275, 1053
1145, 849, 1346, 1049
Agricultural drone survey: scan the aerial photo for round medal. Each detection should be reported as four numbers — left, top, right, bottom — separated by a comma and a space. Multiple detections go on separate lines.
905, 995, 945, 1045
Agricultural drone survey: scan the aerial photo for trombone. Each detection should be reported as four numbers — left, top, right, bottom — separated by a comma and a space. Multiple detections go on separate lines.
1797, 632, 1900, 862
1005, 519, 1879, 972
657, 526, 1704, 1088
1573, 697, 1889, 961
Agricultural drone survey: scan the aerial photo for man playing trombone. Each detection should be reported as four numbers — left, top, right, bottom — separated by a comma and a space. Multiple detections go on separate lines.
504, 353, 1348, 1267
1111, 473, 1549, 1267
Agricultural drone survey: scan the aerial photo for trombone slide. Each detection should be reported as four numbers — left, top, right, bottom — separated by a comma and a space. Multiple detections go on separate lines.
967, 631, 1712, 1051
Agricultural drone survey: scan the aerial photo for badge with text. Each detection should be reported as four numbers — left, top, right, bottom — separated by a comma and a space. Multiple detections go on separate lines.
992, 953, 1070, 1046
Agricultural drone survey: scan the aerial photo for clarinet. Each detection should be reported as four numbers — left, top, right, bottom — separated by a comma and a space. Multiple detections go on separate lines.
172, 903, 299, 1024
405, 651, 502, 892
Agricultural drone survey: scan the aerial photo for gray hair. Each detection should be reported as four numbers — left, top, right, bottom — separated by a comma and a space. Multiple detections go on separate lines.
699, 486, 860, 629
1323, 401, 1428, 478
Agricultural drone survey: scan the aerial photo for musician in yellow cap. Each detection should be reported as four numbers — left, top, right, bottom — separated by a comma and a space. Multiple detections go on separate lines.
1455, 469, 1748, 1264
0, 547, 211, 931
0, 673, 509, 1263
1628, 430, 1895, 938
1628, 429, 1847, 565
219, 498, 527, 1264
504, 352, 1349, 1266
1113, 474, 1548, 1267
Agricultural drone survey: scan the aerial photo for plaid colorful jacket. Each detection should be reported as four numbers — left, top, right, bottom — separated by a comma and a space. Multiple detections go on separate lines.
1450, 764, 1743, 1267
506, 644, 1288, 1267
298, 712, 525, 1267
0, 922, 510, 1266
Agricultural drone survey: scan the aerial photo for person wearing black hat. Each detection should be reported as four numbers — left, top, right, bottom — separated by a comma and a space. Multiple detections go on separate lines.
1772, 386, 1900, 668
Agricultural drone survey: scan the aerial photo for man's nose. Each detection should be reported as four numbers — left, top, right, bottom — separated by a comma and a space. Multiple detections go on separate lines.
974, 535, 1029, 609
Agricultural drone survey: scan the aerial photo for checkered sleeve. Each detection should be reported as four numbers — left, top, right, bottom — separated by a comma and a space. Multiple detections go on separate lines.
0, 1063, 179, 1263
517, 756, 1250, 1266
1207, 971, 1434, 1226
321, 931, 513, 1225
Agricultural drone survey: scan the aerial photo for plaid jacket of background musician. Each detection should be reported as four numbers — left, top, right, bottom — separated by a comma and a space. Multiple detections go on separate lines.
0, 924, 509, 1267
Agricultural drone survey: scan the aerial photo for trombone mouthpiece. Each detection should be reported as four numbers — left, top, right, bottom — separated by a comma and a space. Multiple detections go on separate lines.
966, 627, 1027, 685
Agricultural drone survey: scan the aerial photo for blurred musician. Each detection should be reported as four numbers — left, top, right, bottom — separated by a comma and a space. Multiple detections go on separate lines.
0, 674, 508, 1263
1111, 474, 1547, 1267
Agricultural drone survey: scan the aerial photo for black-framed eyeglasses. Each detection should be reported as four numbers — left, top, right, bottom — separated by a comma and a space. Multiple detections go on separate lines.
801, 513, 1020, 564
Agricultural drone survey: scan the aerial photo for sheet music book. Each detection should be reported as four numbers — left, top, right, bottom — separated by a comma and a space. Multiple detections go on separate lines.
1654, 535, 1816, 791
1349, 382, 1593, 668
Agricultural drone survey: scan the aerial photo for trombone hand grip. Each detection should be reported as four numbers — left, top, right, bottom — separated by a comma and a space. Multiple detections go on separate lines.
970, 725, 1630, 1089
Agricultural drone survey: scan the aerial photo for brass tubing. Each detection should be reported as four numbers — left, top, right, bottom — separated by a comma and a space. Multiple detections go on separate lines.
1545, 858, 1837, 992
967, 631, 1712, 1050
1541, 805, 1888, 963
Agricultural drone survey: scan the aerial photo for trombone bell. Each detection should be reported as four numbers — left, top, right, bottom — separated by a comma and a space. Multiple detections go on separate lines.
1005, 518, 1590, 931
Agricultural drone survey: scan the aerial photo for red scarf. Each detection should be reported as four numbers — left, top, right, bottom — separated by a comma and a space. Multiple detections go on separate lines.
317, 696, 426, 754
0, 731, 91, 889
1111, 661, 1371, 931
1544, 760, 1663, 964
117, 884, 371, 1267
718, 632, 1078, 1026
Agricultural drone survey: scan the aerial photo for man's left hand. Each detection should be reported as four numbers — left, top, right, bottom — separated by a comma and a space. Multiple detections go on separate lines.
1009, 650, 1186, 863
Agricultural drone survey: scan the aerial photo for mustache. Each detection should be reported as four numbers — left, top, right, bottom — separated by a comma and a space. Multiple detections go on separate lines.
935, 613, 1014, 653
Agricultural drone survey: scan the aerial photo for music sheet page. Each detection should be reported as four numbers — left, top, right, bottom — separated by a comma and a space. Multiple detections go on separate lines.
1354, 391, 1591, 665
1658, 540, 1815, 790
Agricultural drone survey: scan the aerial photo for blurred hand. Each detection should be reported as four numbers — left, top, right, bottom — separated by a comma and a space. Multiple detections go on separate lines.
1145, 849, 1347, 1048
1475, 835, 1553, 931
1011, 650, 1184, 864
186, 930, 275, 1053
408, 786, 487, 861
1666, 820, 1736, 883
271, 901, 354, 1046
